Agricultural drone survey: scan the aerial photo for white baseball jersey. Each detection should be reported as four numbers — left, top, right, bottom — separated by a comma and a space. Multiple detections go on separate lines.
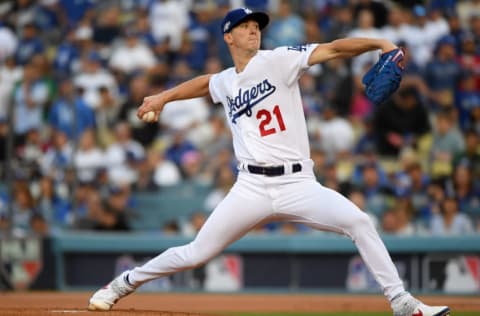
124, 44, 407, 307
209, 44, 318, 165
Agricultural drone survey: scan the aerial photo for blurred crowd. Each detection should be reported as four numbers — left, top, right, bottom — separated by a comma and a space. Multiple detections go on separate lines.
0, 0, 479, 238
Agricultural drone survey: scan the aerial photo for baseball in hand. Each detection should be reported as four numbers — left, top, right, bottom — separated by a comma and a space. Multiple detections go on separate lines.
142, 111, 156, 122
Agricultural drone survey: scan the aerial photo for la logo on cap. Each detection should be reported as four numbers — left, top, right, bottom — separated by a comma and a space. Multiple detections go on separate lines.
243, 8, 252, 14
223, 21, 231, 32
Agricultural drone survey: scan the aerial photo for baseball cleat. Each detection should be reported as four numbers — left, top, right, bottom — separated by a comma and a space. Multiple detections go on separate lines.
392, 292, 450, 316
88, 271, 136, 311
408, 304, 450, 316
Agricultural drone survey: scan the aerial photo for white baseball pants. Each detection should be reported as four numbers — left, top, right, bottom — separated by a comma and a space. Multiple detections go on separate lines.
128, 160, 405, 300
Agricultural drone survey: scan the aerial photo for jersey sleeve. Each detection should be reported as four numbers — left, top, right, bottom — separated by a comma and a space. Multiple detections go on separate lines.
208, 73, 223, 104
271, 44, 319, 87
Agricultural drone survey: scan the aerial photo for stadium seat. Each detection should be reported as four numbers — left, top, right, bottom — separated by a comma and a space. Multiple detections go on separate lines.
130, 181, 211, 231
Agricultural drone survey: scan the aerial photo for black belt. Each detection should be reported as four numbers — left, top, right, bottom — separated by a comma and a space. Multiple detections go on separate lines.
247, 163, 302, 176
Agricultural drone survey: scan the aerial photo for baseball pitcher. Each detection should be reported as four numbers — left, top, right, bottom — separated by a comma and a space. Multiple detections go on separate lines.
88, 8, 449, 316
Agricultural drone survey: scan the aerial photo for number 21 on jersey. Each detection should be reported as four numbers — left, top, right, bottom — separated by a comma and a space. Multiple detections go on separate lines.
256, 105, 286, 137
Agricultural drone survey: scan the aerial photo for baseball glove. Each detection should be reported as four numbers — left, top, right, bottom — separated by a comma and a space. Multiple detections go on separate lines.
362, 47, 405, 106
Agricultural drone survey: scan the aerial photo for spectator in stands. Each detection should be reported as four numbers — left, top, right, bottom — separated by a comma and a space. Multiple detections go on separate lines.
13, 62, 50, 143
381, 5, 407, 46
352, 0, 389, 29
0, 213, 9, 237
357, 161, 392, 219
34, 0, 67, 46
179, 150, 206, 183
71, 13, 95, 53
92, 4, 121, 49
165, 130, 197, 167
311, 104, 355, 160
403, 5, 449, 70
204, 164, 235, 212
36, 176, 71, 230
132, 152, 158, 192
73, 129, 105, 184
321, 158, 342, 192
202, 145, 236, 186
0, 56, 22, 120
48, 77, 96, 141
58, 0, 95, 28
446, 12, 467, 55
184, 3, 214, 72
0, 119, 7, 177
40, 129, 73, 182
105, 122, 145, 185
181, 211, 207, 237
300, 71, 323, 117
351, 143, 388, 189
109, 28, 157, 76
149, 0, 190, 54
457, 0, 480, 29
30, 53, 56, 99
456, 71, 480, 131
429, 108, 466, 178
11, 180, 37, 237
353, 116, 376, 157
470, 101, 480, 134
467, 13, 480, 54
0, 22, 18, 62
316, 57, 352, 117
392, 148, 423, 193
430, 196, 474, 235
160, 93, 210, 139
14, 22, 44, 65
160, 66, 210, 135
263, 0, 305, 49
381, 209, 398, 235
449, 162, 480, 227
150, 147, 182, 188
402, 161, 431, 220
453, 129, 480, 182
373, 86, 430, 157
347, 9, 383, 90
386, 197, 416, 236
71, 181, 94, 223
75, 190, 129, 231
310, 145, 327, 182
95, 86, 121, 147
30, 212, 49, 236
324, 3, 354, 42
73, 50, 118, 109
15, 127, 44, 176
162, 220, 180, 235
105, 184, 132, 231
130, 8, 166, 59
52, 31, 81, 77
397, 43, 430, 98
425, 35, 463, 110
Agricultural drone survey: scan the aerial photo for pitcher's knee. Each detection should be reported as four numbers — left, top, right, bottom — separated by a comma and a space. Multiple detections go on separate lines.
349, 211, 376, 236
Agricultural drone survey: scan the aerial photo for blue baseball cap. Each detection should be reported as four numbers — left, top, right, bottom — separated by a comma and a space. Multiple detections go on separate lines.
221, 7, 269, 34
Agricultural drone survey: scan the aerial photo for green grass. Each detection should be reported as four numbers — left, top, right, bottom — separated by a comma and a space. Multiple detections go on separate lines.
230, 312, 478, 316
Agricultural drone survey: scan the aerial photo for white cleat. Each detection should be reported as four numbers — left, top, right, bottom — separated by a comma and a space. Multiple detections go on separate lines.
88, 271, 136, 311
392, 293, 450, 316
409, 303, 450, 316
